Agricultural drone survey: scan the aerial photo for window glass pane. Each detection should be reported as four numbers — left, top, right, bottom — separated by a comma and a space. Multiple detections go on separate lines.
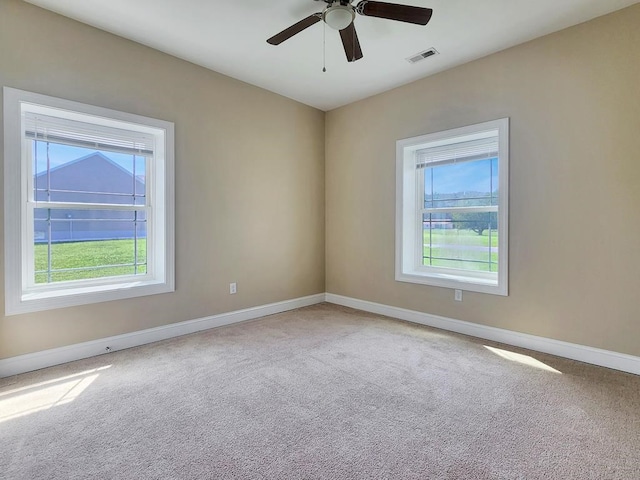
136, 222, 147, 275
422, 212, 498, 272
423, 168, 433, 209
34, 208, 147, 284
424, 158, 497, 209
33, 141, 146, 205
491, 158, 499, 206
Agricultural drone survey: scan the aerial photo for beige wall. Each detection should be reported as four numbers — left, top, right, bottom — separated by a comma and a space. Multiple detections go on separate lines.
0, 0, 325, 359
2, 1, 639, 362
326, 5, 640, 356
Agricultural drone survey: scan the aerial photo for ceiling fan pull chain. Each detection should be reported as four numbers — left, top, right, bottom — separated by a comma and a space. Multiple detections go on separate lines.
323, 20, 327, 72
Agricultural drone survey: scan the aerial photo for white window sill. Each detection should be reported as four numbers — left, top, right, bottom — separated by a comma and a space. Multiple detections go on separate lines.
396, 270, 507, 296
7, 279, 174, 316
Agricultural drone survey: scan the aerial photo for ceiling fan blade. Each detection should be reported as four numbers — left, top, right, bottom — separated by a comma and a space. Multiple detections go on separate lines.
267, 13, 322, 45
339, 23, 363, 63
355, 1, 433, 25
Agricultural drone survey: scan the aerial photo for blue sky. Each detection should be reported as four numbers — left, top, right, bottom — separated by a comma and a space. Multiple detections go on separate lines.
426, 158, 498, 195
33, 141, 145, 176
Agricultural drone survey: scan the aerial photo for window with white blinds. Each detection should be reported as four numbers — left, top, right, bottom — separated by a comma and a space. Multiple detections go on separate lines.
396, 118, 509, 296
3, 87, 175, 315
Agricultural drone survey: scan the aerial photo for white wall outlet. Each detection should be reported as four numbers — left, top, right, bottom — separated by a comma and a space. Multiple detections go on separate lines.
454, 289, 463, 302
229, 282, 237, 295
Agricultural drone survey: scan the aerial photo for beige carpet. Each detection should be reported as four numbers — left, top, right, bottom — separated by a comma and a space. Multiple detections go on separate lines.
1, 303, 639, 479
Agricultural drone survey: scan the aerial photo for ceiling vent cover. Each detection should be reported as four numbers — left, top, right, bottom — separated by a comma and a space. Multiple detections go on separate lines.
407, 48, 439, 64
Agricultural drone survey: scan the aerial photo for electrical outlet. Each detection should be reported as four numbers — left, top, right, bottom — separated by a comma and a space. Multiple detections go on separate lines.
229, 282, 237, 295
454, 289, 463, 302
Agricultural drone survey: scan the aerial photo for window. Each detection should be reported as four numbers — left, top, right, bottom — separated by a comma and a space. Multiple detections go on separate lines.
4, 87, 174, 315
396, 118, 508, 295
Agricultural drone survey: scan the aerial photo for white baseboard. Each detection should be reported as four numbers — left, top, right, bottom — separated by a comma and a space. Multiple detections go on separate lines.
0, 293, 325, 378
325, 293, 640, 376
4, 292, 639, 378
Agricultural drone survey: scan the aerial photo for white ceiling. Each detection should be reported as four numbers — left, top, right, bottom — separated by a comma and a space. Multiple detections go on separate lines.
25, 0, 639, 111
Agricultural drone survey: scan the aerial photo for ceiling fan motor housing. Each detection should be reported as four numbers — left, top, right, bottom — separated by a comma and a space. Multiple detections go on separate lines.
323, 4, 356, 30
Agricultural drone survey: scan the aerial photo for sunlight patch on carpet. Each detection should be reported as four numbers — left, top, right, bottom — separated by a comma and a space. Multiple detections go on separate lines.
484, 346, 562, 373
0, 365, 111, 423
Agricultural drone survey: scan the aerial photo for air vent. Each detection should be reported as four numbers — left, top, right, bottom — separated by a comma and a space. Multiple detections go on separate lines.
406, 48, 439, 64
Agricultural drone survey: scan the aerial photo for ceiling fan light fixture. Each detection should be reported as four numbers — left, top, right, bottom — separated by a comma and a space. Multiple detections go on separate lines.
323, 4, 355, 31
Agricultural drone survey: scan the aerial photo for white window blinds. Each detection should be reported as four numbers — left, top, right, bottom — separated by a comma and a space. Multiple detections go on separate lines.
416, 135, 498, 169
23, 112, 155, 157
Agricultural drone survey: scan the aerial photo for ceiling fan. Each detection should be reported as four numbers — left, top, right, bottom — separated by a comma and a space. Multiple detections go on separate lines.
267, 1, 433, 63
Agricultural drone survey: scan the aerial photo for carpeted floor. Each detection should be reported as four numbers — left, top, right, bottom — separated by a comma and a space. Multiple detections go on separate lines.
1, 303, 639, 479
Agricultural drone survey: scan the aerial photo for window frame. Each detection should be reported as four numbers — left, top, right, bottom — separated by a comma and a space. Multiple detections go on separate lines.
4, 87, 175, 315
395, 118, 509, 296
